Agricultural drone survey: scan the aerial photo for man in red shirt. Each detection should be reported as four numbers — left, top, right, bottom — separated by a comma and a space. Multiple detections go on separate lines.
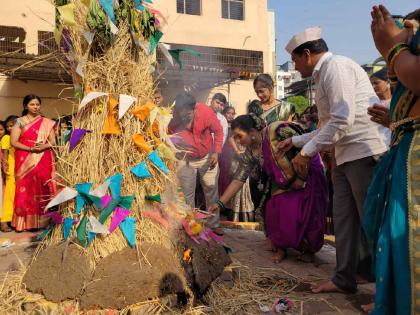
169, 93, 224, 228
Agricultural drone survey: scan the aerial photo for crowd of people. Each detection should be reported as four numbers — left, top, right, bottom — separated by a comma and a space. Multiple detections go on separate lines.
0, 4, 418, 314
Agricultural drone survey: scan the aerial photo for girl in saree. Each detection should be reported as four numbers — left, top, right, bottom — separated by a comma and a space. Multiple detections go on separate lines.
10, 95, 56, 232
209, 114, 327, 262
363, 6, 420, 314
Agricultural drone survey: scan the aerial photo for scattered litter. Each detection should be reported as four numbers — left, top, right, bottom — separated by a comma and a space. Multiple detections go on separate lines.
1, 240, 14, 248
273, 298, 294, 313
259, 304, 271, 313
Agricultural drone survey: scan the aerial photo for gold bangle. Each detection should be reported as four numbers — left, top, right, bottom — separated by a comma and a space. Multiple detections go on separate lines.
387, 43, 410, 72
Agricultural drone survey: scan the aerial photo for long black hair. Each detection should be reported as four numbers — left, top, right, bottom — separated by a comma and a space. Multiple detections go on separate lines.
22, 94, 42, 116
253, 73, 274, 90
247, 99, 263, 116
231, 114, 266, 133
5, 115, 19, 134
0, 120, 6, 137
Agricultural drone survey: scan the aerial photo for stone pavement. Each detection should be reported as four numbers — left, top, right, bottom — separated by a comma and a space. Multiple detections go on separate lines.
222, 228, 374, 315
0, 228, 374, 314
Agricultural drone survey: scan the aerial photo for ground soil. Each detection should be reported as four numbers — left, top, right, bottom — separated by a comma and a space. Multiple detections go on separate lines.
80, 243, 187, 310
23, 242, 92, 302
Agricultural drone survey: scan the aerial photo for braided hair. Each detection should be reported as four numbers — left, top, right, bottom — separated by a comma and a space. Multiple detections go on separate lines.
231, 114, 266, 132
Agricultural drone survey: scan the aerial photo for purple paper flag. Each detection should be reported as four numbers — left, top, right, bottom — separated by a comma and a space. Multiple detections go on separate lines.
69, 129, 91, 152
45, 211, 64, 224
109, 207, 130, 233
101, 194, 113, 209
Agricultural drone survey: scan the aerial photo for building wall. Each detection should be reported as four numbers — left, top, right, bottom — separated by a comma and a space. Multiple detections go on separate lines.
0, 75, 74, 119
153, 0, 272, 73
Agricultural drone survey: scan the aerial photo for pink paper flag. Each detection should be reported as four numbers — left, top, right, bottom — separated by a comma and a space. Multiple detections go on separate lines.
45, 211, 64, 224
207, 229, 224, 244
109, 207, 130, 233
101, 194, 112, 209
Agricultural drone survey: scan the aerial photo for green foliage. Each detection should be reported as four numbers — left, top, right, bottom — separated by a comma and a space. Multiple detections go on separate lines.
287, 96, 309, 114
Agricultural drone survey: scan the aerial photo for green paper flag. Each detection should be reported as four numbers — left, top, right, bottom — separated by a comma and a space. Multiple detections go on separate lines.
145, 194, 161, 203
76, 214, 88, 247
99, 199, 120, 224
169, 48, 201, 69
149, 30, 163, 55
119, 195, 135, 210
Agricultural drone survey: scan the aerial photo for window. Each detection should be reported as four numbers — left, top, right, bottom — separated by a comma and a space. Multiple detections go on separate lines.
0, 26, 26, 53
38, 31, 58, 55
177, 0, 201, 16
157, 43, 263, 74
222, 0, 244, 20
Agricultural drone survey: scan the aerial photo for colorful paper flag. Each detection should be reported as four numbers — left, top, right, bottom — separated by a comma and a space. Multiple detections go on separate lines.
99, 0, 116, 23
131, 101, 155, 121
57, 3, 76, 26
148, 151, 169, 174
90, 180, 111, 198
149, 30, 163, 55
109, 207, 130, 232
45, 211, 64, 225
101, 194, 113, 209
118, 94, 137, 119
119, 196, 135, 210
99, 198, 120, 224
158, 43, 174, 67
46, 187, 78, 209
83, 31, 95, 44
88, 215, 109, 234
169, 48, 201, 69
69, 129, 91, 152
145, 194, 161, 203
79, 91, 108, 111
157, 143, 176, 161
76, 214, 88, 247
102, 96, 121, 135
36, 224, 53, 240
119, 217, 135, 248
63, 217, 75, 240
131, 161, 151, 179
75, 182, 93, 214
106, 173, 123, 199
132, 134, 152, 153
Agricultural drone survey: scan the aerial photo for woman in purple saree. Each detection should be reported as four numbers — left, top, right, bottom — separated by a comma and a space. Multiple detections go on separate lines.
209, 114, 327, 262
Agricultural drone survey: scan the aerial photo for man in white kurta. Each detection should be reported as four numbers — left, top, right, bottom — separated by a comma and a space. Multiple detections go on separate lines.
280, 27, 388, 294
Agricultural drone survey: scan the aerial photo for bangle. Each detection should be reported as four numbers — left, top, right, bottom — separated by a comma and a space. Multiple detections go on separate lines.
387, 43, 410, 72
216, 200, 225, 210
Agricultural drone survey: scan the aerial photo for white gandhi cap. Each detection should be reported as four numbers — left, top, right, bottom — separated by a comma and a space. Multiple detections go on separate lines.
285, 26, 322, 54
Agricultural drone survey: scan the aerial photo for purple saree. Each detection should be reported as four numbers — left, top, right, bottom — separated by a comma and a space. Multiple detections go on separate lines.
262, 122, 327, 252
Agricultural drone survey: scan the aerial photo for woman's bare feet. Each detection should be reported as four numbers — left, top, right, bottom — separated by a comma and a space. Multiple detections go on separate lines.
361, 303, 374, 313
0, 222, 12, 232
265, 238, 274, 251
272, 249, 286, 263
311, 280, 345, 293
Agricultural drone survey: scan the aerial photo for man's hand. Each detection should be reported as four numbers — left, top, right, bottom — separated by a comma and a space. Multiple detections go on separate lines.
276, 138, 294, 155
209, 153, 219, 170
368, 104, 390, 127
292, 152, 311, 178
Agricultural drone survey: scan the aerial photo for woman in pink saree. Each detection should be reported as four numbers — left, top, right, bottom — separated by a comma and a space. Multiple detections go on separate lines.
10, 95, 56, 232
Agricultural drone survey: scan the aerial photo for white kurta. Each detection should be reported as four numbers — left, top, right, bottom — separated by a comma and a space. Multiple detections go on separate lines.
292, 52, 388, 166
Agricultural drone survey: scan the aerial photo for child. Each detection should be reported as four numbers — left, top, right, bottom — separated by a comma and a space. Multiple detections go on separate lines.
1, 116, 18, 232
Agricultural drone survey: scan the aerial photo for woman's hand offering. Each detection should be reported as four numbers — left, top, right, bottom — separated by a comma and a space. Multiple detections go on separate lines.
276, 138, 293, 155
208, 204, 220, 214
368, 104, 390, 127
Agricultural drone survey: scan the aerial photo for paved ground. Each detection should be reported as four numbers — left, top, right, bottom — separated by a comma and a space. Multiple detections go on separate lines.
0, 228, 374, 314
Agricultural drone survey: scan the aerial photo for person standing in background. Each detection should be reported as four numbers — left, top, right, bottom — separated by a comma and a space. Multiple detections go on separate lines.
0, 116, 18, 232
11, 95, 56, 232
369, 67, 392, 146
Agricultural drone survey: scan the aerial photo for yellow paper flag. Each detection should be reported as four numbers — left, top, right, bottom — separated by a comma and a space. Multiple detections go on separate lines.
157, 143, 176, 161
132, 134, 152, 153
131, 101, 155, 121
102, 96, 121, 135
57, 3, 76, 27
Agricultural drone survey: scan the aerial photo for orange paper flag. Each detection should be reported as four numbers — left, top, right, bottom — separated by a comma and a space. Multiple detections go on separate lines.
131, 101, 155, 121
132, 134, 152, 153
102, 96, 121, 135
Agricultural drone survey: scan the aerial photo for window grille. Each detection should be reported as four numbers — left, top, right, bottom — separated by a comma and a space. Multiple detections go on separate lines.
0, 26, 26, 53
177, 0, 201, 16
222, 0, 244, 20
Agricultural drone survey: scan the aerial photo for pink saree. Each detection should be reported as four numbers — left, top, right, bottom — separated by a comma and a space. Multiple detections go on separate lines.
12, 116, 56, 232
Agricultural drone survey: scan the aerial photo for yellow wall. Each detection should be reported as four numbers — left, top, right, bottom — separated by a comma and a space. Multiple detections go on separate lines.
153, 0, 273, 72
0, 75, 74, 119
